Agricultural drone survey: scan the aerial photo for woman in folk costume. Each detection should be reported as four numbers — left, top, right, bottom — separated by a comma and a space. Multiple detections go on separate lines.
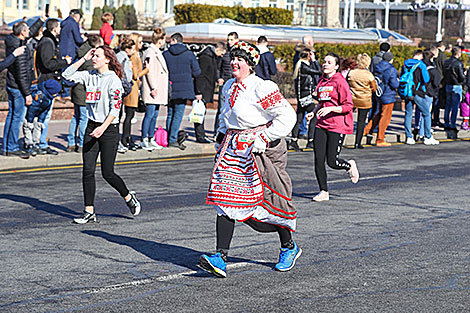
198, 41, 301, 278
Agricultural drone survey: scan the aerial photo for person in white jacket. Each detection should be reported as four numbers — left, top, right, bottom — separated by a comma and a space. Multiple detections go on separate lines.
62, 45, 141, 224
198, 41, 301, 278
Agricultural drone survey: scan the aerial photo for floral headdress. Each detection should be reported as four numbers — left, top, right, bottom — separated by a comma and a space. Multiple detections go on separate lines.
230, 41, 260, 67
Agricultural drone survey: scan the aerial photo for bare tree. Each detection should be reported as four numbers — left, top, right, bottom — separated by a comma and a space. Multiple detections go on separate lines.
355, 9, 374, 29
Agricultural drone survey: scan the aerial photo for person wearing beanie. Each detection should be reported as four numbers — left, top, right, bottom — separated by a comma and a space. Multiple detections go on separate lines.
23, 80, 62, 155
199, 41, 300, 278
369, 42, 392, 120
363, 51, 399, 147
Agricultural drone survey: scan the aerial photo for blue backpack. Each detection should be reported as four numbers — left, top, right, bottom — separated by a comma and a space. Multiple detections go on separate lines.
398, 63, 420, 100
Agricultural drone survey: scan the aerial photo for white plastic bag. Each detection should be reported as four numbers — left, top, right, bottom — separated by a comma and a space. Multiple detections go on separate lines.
189, 99, 206, 124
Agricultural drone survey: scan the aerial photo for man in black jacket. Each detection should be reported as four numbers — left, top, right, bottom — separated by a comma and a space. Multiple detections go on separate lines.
214, 32, 238, 134
255, 36, 277, 80
33, 18, 71, 155
433, 42, 447, 127
3, 15, 45, 158
443, 47, 466, 132
194, 42, 226, 143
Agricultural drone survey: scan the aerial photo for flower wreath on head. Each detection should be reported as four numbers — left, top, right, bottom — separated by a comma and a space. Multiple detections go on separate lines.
231, 41, 261, 66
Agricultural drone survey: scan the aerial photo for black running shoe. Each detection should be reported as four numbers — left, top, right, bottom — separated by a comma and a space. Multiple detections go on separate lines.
73, 211, 98, 224
126, 191, 141, 216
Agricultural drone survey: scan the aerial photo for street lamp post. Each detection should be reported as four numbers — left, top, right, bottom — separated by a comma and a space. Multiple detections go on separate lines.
384, 0, 390, 30
349, 0, 355, 28
436, 0, 444, 42
344, 0, 349, 28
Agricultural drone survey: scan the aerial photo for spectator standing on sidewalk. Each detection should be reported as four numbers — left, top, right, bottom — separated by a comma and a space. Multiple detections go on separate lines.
59, 9, 86, 61
67, 34, 103, 153
34, 18, 72, 156
401, 50, 438, 145
414, 49, 441, 142
99, 12, 115, 46
289, 48, 321, 151
3, 15, 46, 158
141, 28, 168, 151
122, 33, 148, 151
115, 38, 136, 153
255, 36, 277, 80
433, 41, 447, 127
214, 32, 238, 134
347, 53, 377, 149
363, 52, 399, 147
194, 42, 226, 143
443, 47, 466, 136
63, 46, 141, 224
370, 42, 391, 120
163, 32, 201, 150
306, 53, 359, 202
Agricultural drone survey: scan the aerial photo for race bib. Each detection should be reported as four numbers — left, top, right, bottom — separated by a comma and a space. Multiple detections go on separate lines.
86, 87, 101, 103
318, 86, 334, 101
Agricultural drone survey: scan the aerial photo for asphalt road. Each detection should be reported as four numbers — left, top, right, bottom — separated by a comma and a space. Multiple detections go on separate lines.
1, 141, 469, 312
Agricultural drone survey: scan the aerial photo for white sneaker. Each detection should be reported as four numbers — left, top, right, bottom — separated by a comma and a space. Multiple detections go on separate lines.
347, 160, 359, 184
150, 138, 163, 150
405, 137, 415, 145
140, 138, 154, 151
117, 141, 128, 153
313, 191, 329, 202
424, 136, 440, 145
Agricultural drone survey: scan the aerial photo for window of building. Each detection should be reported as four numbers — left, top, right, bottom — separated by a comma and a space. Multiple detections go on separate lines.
145, 0, 157, 13
305, 0, 326, 26
269, 0, 278, 8
18, 0, 29, 10
251, 0, 260, 7
233, 0, 243, 5
286, 0, 294, 11
79, 0, 92, 12
166, 0, 175, 14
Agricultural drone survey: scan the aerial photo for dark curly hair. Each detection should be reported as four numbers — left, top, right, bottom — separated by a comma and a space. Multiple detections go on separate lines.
96, 45, 124, 79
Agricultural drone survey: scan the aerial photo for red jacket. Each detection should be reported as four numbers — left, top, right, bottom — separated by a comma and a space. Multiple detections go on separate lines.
315, 72, 354, 134
99, 23, 114, 45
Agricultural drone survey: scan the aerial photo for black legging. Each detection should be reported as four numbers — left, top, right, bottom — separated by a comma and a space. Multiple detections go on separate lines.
291, 103, 316, 140
355, 108, 369, 146
216, 215, 292, 251
83, 121, 129, 206
313, 127, 351, 192
122, 106, 136, 146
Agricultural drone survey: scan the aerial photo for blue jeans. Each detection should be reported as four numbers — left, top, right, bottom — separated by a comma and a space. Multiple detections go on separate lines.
67, 105, 88, 147
3, 86, 27, 152
415, 95, 433, 137
405, 95, 432, 139
444, 85, 462, 129
141, 104, 160, 139
38, 99, 54, 149
166, 99, 186, 143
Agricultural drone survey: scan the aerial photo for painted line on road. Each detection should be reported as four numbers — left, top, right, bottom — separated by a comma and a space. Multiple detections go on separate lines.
0, 155, 214, 175
329, 173, 401, 184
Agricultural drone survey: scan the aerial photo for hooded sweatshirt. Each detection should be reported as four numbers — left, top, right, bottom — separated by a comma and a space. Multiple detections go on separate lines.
62, 66, 123, 124
401, 58, 429, 98
163, 43, 201, 100
315, 72, 354, 134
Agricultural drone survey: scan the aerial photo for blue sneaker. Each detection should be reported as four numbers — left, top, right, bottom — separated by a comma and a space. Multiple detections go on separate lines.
274, 241, 302, 272
198, 252, 227, 278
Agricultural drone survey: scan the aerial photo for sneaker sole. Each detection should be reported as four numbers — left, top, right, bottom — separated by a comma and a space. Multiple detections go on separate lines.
73, 217, 98, 224
198, 255, 226, 278
313, 197, 329, 202
129, 191, 141, 216
275, 248, 302, 272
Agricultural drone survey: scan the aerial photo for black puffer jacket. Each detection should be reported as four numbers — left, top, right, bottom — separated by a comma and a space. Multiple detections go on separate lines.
36, 30, 68, 83
218, 44, 233, 82
297, 60, 322, 99
443, 56, 465, 86
5, 18, 43, 96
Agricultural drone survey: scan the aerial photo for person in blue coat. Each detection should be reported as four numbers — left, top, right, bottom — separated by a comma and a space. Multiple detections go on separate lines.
59, 9, 85, 60
163, 32, 201, 149
0, 46, 25, 72
363, 52, 399, 146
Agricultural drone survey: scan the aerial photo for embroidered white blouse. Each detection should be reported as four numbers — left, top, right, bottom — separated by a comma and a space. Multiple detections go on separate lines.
217, 74, 296, 141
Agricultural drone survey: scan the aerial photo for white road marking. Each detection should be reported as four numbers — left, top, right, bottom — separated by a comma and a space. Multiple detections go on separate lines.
85, 259, 270, 294
329, 173, 401, 184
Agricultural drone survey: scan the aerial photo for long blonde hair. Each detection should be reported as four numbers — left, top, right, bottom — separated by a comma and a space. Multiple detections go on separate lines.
356, 53, 371, 70
293, 48, 311, 79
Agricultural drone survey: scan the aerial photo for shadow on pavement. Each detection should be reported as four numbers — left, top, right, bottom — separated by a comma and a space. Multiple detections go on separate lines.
82, 230, 272, 273
0, 194, 133, 220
